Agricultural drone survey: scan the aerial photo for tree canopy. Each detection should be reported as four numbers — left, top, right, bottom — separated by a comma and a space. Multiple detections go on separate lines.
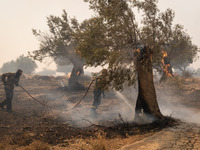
76, 0, 198, 90
29, 0, 198, 84
29, 10, 83, 71
167, 25, 198, 72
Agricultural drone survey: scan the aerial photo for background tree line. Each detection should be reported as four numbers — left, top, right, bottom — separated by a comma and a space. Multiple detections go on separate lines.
0, 55, 37, 74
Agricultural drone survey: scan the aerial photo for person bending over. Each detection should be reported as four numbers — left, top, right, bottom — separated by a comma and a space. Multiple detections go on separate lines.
0, 69, 23, 112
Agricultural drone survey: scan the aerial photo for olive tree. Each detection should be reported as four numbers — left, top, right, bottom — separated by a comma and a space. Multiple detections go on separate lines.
76, 0, 198, 121
167, 25, 198, 72
29, 10, 84, 90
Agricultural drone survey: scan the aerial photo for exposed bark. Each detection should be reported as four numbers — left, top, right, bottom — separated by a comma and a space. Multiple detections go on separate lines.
68, 59, 85, 91
135, 47, 163, 122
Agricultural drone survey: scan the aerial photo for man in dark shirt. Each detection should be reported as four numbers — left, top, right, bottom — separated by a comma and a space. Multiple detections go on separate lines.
0, 69, 23, 112
90, 69, 108, 117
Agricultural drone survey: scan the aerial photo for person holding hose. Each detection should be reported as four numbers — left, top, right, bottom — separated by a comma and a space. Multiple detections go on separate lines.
0, 69, 23, 112
90, 69, 109, 117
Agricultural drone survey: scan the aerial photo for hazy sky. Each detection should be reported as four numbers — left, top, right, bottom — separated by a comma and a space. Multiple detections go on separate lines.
0, 0, 200, 71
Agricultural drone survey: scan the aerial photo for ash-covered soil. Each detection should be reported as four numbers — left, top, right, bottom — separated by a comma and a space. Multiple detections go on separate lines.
0, 75, 199, 149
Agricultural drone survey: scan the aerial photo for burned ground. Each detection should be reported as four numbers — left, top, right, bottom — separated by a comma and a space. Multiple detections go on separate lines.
0, 75, 199, 149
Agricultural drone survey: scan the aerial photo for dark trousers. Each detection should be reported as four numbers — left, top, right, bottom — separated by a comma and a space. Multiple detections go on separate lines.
91, 89, 102, 116
93, 89, 102, 109
0, 88, 14, 111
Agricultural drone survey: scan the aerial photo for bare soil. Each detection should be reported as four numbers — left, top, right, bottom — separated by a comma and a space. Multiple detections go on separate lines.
0, 75, 199, 149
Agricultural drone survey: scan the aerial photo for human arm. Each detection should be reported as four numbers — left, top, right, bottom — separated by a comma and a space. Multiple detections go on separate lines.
1, 73, 9, 84
14, 77, 20, 86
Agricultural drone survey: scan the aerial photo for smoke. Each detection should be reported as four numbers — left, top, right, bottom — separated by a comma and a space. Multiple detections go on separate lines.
113, 84, 200, 124
115, 91, 135, 112
58, 97, 136, 127
42, 80, 200, 127
49, 87, 138, 127
157, 89, 200, 124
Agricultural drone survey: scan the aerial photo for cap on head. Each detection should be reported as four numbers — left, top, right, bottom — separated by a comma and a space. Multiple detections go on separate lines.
16, 69, 23, 76
17, 69, 23, 73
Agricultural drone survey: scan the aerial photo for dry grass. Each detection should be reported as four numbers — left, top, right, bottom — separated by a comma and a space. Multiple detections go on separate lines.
0, 140, 50, 150
0, 137, 18, 150
52, 130, 155, 150
67, 132, 107, 150
19, 140, 50, 150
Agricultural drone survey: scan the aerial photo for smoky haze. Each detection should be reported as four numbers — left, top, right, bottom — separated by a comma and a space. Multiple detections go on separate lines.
18, 72, 200, 128
38, 81, 200, 128
158, 89, 200, 124
0, 0, 200, 71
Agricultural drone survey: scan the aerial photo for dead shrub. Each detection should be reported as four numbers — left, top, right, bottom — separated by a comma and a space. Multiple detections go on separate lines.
0, 143, 18, 150
89, 132, 107, 150
67, 131, 107, 150
19, 140, 50, 150
0, 137, 18, 150
0, 143, 6, 150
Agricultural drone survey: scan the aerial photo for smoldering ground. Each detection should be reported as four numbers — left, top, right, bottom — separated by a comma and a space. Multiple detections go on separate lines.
157, 88, 200, 124
4, 73, 200, 149
114, 84, 200, 125
58, 84, 200, 127
21, 75, 200, 128
47, 90, 137, 128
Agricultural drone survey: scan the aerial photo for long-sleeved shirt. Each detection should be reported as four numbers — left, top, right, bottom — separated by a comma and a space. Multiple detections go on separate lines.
1, 73, 20, 90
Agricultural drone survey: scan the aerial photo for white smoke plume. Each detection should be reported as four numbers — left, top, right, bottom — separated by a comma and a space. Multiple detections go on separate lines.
41, 80, 200, 127
157, 89, 200, 124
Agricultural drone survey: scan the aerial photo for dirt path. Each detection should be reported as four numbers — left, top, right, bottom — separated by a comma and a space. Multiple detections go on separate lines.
120, 122, 200, 150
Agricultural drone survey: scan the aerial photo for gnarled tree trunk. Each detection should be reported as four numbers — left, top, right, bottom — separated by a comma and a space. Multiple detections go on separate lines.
68, 58, 85, 91
135, 47, 163, 122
